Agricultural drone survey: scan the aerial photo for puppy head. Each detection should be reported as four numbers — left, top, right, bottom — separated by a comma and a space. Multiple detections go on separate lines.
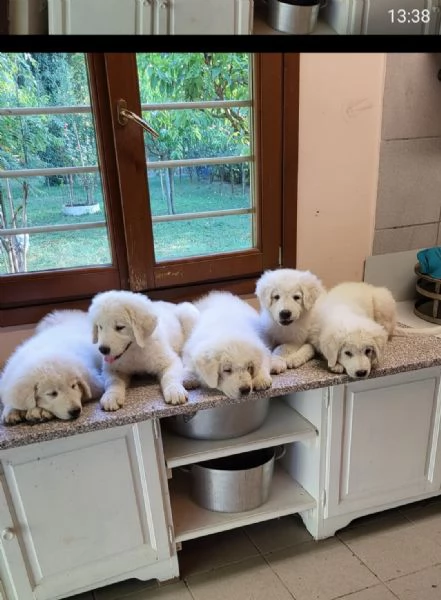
193, 341, 262, 400
20, 364, 88, 420
89, 291, 158, 364
321, 324, 387, 379
255, 269, 324, 326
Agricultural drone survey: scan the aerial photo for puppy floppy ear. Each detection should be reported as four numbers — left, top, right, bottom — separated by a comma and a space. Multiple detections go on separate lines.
10, 379, 38, 411
127, 306, 158, 348
77, 377, 92, 401
320, 331, 341, 370
370, 329, 387, 366
300, 276, 325, 311
194, 351, 220, 389
255, 272, 273, 309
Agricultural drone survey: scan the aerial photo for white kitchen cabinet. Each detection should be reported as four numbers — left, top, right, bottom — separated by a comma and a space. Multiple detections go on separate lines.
321, 367, 441, 536
48, 0, 253, 34
0, 421, 178, 600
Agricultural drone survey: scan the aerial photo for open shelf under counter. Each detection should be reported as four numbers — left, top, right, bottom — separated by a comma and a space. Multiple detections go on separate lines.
170, 464, 316, 543
161, 398, 318, 469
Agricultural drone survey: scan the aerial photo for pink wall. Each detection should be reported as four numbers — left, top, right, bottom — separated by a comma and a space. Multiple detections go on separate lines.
296, 53, 386, 289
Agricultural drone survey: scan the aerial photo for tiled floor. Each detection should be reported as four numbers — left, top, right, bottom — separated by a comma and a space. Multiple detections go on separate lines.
69, 497, 441, 600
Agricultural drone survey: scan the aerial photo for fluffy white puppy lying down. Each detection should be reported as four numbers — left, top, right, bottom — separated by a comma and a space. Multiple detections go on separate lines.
255, 268, 325, 369
309, 281, 441, 379
183, 291, 273, 400
0, 310, 104, 425
89, 290, 199, 410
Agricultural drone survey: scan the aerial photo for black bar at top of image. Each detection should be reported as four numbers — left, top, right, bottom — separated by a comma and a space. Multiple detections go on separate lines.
0, 34, 439, 53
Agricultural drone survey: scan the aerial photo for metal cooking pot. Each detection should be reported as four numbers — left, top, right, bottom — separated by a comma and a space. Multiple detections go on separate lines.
184, 446, 285, 513
165, 397, 270, 440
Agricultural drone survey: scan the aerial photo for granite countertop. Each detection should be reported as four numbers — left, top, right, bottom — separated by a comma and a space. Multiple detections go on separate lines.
1, 329, 441, 451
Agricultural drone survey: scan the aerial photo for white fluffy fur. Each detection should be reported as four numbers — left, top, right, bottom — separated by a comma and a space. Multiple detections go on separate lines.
0, 310, 104, 425
255, 268, 325, 369
183, 291, 273, 399
88, 290, 199, 410
308, 281, 438, 379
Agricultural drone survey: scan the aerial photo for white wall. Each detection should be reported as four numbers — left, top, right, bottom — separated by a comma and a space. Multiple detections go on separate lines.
296, 53, 386, 288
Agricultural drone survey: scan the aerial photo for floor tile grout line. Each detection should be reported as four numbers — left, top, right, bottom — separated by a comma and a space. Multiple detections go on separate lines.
382, 560, 441, 585
260, 552, 298, 600
184, 579, 197, 600
336, 534, 387, 587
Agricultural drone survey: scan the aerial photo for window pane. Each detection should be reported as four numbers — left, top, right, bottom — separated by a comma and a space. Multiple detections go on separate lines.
153, 214, 252, 261
0, 53, 112, 275
136, 53, 255, 263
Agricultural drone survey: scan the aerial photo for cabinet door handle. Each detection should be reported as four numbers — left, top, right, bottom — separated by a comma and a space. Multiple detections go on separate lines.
1, 528, 16, 541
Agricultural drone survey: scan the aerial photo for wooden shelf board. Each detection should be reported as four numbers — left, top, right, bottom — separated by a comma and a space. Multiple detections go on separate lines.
170, 465, 316, 543
162, 398, 317, 469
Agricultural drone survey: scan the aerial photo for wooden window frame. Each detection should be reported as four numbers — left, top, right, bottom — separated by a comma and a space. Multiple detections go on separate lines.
0, 53, 299, 327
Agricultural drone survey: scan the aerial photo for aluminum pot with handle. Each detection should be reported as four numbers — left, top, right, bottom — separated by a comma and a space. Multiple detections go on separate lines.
165, 397, 270, 440
184, 445, 286, 513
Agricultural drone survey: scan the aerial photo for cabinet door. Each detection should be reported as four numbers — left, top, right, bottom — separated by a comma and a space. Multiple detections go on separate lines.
48, 0, 154, 34
158, 0, 252, 34
326, 367, 441, 518
0, 422, 172, 600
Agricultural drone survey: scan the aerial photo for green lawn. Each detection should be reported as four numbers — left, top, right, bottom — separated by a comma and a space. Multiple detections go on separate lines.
0, 175, 252, 274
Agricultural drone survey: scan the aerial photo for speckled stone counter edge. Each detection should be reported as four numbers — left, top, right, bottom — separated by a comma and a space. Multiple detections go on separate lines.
1, 332, 441, 451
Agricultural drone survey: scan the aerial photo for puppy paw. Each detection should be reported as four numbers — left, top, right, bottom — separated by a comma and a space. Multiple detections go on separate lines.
25, 407, 54, 423
329, 364, 345, 374
163, 383, 188, 405
100, 392, 125, 412
2, 408, 26, 425
182, 370, 200, 390
270, 355, 287, 374
253, 373, 273, 391
286, 354, 309, 369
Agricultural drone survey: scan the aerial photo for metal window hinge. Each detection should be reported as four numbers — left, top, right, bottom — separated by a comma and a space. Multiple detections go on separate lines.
324, 388, 330, 409
153, 419, 160, 440
278, 246, 282, 267
320, 489, 327, 508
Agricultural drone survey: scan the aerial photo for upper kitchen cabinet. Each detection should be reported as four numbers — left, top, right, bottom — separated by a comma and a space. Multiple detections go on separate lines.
48, 0, 253, 34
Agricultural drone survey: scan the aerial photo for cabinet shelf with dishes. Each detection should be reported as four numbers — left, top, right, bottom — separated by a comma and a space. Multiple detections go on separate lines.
161, 397, 319, 543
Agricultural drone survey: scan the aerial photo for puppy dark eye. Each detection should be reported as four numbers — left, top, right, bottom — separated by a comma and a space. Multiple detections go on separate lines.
293, 295, 301, 301
273, 295, 280, 301
49, 391, 58, 398
365, 348, 372, 356
98, 324, 103, 330
344, 351, 353, 357
223, 367, 232, 373
115, 325, 125, 332
71, 383, 78, 389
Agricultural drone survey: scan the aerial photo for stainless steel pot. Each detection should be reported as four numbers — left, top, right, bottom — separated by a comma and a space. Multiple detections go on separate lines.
185, 446, 285, 513
165, 397, 270, 440
267, 0, 322, 34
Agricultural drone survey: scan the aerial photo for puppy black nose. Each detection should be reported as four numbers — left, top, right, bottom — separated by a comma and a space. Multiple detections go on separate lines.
69, 407, 81, 419
99, 345, 110, 355
279, 310, 292, 320
239, 386, 251, 395
355, 370, 368, 378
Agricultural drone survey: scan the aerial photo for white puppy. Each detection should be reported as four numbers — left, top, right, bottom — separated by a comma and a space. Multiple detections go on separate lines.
0, 310, 104, 425
183, 291, 273, 400
309, 281, 441, 379
256, 268, 325, 369
89, 290, 199, 410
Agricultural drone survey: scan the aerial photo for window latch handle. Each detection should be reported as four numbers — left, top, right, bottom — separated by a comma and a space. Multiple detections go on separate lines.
117, 99, 159, 139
